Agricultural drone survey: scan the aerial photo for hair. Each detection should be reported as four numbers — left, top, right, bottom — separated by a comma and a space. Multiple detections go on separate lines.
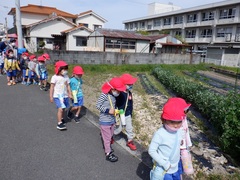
57, 65, 68, 75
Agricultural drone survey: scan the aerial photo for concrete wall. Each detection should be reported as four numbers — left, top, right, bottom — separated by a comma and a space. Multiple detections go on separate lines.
45, 50, 200, 65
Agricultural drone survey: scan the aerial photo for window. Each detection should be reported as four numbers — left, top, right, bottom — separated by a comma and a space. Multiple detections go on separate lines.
147, 25, 152, 30
76, 37, 87, 46
202, 11, 214, 21
187, 14, 197, 23
46, 38, 53, 44
185, 29, 196, 38
140, 22, 145, 28
163, 18, 171, 25
105, 39, 136, 49
200, 29, 212, 37
93, 25, 102, 30
153, 19, 161, 27
79, 23, 88, 28
174, 16, 183, 24
174, 30, 182, 36
134, 22, 138, 29
216, 27, 232, 37
219, 8, 236, 19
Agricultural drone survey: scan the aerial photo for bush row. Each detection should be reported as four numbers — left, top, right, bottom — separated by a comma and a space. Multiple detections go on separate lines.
152, 67, 240, 160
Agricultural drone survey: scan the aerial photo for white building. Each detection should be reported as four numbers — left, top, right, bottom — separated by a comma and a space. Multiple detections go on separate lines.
123, 0, 240, 51
8, 4, 107, 52
148, 3, 181, 16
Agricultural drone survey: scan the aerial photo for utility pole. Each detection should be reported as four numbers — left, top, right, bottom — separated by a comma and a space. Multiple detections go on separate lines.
5, 17, 8, 39
15, 0, 23, 48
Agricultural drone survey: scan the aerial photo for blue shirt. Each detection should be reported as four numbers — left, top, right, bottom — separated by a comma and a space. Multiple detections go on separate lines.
69, 77, 83, 97
148, 126, 181, 174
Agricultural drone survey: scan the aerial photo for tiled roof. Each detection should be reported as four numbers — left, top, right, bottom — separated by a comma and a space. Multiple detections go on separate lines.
8, 4, 77, 18
94, 29, 151, 40
25, 16, 77, 28
61, 25, 93, 34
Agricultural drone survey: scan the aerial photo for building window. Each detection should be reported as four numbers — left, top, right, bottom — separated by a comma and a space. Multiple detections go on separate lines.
79, 23, 88, 28
130, 23, 133, 30
202, 11, 214, 21
94, 25, 102, 30
174, 30, 182, 36
140, 22, 145, 28
46, 38, 53, 44
147, 25, 152, 30
76, 36, 87, 46
185, 29, 196, 38
187, 14, 197, 23
134, 22, 138, 29
235, 27, 240, 42
153, 19, 161, 27
163, 18, 171, 25
219, 8, 236, 19
216, 27, 232, 37
105, 39, 136, 49
200, 29, 212, 37
174, 16, 183, 24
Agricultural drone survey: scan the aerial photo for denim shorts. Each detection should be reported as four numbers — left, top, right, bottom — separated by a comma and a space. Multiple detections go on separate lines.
54, 97, 70, 109
40, 72, 48, 80
72, 96, 84, 107
0, 63, 3, 69
7, 70, 17, 77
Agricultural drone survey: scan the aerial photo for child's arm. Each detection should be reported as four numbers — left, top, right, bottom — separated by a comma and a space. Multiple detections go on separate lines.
67, 83, 72, 99
96, 93, 114, 115
15, 60, 21, 71
148, 130, 171, 171
49, 83, 55, 103
4, 58, 8, 70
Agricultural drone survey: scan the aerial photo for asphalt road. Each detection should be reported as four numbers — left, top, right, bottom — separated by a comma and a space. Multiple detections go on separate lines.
0, 77, 150, 180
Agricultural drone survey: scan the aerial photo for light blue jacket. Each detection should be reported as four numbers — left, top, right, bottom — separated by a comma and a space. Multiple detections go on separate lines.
148, 126, 181, 174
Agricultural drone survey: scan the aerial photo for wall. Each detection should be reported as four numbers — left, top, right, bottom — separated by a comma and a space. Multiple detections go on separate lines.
67, 29, 91, 51
45, 51, 200, 65
76, 15, 104, 30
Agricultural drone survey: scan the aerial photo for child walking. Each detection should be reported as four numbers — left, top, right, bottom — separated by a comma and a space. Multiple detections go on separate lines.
67, 66, 84, 123
49, 60, 72, 130
4, 49, 21, 85
115, 73, 138, 151
96, 77, 126, 162
27, 55, 38, 85
37, 56, 48, 91
20, 52, 29, 85
148, 97, 189, 180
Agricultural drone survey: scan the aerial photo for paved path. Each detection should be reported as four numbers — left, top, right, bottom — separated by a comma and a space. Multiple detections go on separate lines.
0, 77, 150, 180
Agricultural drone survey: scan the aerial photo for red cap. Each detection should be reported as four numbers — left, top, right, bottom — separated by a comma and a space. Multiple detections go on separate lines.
162, 97, 190, 121
42, 53, 50, 60
120, 74, 137, 85
37, 56, 45, 62
29, 55, 36, 60
73, 66, 84, 75
22, 52, 29, 57
101, 77, 126, 93
54, 60, 68, 74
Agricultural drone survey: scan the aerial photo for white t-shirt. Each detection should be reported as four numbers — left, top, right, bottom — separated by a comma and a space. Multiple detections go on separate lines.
51, 75, 70, 98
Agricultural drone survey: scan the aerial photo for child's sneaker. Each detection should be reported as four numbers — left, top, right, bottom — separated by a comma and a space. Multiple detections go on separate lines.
33, 82, 38, 85
127, 141, 137, 151
61, 119, 66, 125
57, 122, 66, 130
26, 82, 31, 86
106, 152, 118, 162
7, 82, 12, 86
40, 86, 44, 90
74, 116, 80, 123
12, 82, 16, 85
21, 81, 26, 85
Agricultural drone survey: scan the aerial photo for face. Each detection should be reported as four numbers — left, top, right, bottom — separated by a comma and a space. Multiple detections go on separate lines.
75, 74, 82, 79
9, 53, 14, 57
111, 89, 120, 97
163, 120, 182, 132
60, 68, 68, 76
126, 84, 133, 90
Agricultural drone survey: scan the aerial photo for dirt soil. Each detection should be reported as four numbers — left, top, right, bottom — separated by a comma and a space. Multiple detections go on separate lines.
82, 71, 240, 179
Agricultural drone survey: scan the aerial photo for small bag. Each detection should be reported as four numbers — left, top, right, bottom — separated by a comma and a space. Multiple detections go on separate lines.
181, 149, 194, 174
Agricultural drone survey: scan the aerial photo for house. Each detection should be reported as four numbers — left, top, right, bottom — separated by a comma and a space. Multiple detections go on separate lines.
8, 4, 107, 52
87, 29, 151, 53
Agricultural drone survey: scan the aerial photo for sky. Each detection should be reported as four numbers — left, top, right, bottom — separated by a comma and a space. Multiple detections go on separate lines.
0, 0, 223, 29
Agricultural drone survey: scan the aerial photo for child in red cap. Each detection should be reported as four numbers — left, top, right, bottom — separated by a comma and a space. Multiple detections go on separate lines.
49, 60, 72, 130
148, 97, 189, 180
36, 56, 48, 91
115, 73, 138, 151
20, 52, 29, 85
67, 66, 84, 123
96, 77, 126, 162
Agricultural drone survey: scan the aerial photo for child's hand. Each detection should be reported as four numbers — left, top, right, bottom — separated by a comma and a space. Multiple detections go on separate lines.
50, 97, 53, 103
109, 108, 115, 115
68, 94, 73, 99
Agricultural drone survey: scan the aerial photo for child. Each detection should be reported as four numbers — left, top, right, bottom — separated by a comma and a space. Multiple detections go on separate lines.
96, 77, 126, 162
67, 66, 84, 123
4, 49, 21, 85
148, 97, 189, 180
36, 56, 48, 91
27, 55, 38, 85
49, 60, 72, 130
115, 73, 138, 151
20, 52, 29, 84
42, 53, 50, 61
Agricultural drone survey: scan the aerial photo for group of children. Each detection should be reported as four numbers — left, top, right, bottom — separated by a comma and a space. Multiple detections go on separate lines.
1, 48, 49, 91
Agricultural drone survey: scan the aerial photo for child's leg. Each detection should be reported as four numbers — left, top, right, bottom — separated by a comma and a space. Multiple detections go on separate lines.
125, 115, 137, 150
100, 125, 112, 154
57, 108, 64, 123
